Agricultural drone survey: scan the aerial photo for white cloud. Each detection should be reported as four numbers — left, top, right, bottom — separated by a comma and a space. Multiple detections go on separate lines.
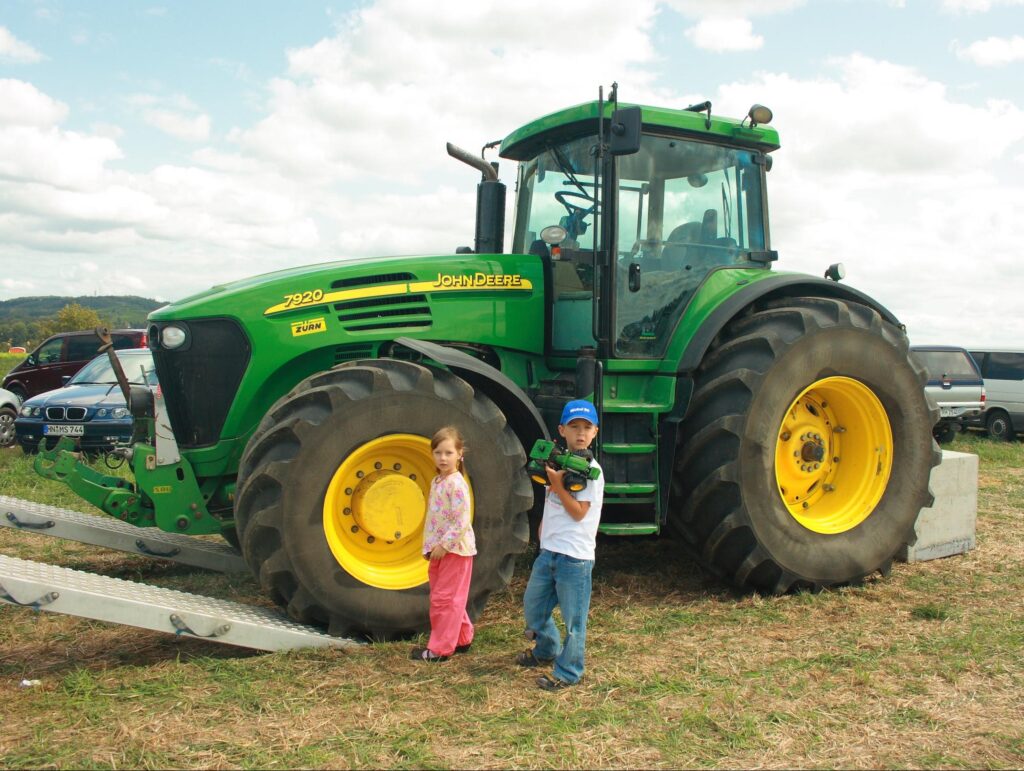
0, 27, 44, 63
0, 79, 66, 127
143, 109, 211, 142
666, 0, 805, 15
942, 0, 1024, 11
953, 35, 1024, 66
685, 17, 764, 51
708, 54, 1024, 346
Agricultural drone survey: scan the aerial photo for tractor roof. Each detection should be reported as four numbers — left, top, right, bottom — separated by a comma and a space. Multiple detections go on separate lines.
499, 100, 781, 161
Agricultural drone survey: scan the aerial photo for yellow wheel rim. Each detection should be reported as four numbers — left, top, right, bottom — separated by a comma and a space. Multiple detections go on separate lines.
323, 434, 471, 590
774, 376, 892, 534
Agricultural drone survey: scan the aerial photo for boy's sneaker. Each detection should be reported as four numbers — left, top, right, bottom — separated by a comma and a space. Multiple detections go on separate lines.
536, 674, 573, 691
515, 649, 553, 667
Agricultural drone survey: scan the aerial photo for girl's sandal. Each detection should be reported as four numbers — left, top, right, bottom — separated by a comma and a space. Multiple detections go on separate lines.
409, 646, 449, 662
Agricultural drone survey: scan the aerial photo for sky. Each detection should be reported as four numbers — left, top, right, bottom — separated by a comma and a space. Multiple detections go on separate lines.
1, 0, 1022, 347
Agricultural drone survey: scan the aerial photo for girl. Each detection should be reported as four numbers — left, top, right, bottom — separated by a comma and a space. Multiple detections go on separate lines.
410, 426, 477, 662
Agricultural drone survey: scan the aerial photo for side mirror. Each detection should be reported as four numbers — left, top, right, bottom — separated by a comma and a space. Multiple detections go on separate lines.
628, 262, 642, 292
609, 107, 641, 156
61, 376, 70, 385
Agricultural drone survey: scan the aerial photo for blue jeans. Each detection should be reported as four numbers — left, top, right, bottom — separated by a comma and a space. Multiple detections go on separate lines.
523, 549, 594, 684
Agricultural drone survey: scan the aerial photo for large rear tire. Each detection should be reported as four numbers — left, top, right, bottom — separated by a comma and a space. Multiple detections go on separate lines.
234, 359, 531, 638
668, 296, 940, 592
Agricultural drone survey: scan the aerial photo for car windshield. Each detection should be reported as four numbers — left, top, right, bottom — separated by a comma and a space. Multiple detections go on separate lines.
912, 350, 978, 379
69, 352, 157, 386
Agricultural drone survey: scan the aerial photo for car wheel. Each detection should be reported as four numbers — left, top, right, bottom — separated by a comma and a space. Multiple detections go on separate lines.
933, 422, 957, 445
0, 407, 16, 448
986, 410, 1012, 441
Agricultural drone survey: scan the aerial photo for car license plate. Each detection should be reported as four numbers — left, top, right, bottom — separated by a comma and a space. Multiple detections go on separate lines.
43, 424, 85, 436
939, 408, 956, 418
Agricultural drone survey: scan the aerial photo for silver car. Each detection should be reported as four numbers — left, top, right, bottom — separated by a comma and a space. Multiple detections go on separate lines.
910, 346, 985, 444
0, 387, 22, 448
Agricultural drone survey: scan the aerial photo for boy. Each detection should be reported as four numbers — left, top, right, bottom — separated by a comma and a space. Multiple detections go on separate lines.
517, 399, 604, 690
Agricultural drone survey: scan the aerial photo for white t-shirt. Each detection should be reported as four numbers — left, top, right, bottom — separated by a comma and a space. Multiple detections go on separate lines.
539, 460, 604, 561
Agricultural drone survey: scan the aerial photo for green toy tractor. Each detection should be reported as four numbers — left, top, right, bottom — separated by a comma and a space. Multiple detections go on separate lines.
36, 85, 938, 638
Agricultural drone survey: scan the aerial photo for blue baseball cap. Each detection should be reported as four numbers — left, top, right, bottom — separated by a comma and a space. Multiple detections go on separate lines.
560, 399, 599, 426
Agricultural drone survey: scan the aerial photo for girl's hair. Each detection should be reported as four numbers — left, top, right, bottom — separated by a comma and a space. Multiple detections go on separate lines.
431, 425, 466, 473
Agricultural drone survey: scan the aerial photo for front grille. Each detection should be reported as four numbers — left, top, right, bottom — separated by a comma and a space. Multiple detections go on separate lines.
66, 407, 86, 421
45, 407, 65, 420
152, 319, 251, 448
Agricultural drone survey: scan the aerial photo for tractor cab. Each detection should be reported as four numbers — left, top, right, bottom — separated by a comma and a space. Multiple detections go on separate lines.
500, 97, 780, 362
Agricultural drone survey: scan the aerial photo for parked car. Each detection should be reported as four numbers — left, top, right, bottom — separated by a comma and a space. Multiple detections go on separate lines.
0, 387, 22, 448
910, 345, 985, 444
8, 346, 26, 354
16, 349, 157, 454
966, 348, 1024, 440
2, 328, 146, 402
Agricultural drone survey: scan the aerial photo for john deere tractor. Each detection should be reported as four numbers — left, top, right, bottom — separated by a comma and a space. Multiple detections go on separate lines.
36, 86, 938, 638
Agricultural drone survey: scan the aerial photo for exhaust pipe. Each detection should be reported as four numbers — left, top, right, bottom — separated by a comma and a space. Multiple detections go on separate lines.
447, 142, 505, 254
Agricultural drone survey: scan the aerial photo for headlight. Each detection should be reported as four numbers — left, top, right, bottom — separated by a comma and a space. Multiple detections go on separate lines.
20, 405, 34, 417
111, 407, 129, 419
161, 325, 187, 349
97, 408, 108, 417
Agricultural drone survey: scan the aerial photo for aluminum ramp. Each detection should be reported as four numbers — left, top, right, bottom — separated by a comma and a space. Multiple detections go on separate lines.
0, 495, 248, 573
0, 554, 359, 652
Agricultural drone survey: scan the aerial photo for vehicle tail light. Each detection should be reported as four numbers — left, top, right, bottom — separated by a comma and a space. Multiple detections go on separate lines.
981, 387, 986, 405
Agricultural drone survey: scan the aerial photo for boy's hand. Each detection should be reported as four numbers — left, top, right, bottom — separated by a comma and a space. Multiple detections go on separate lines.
545, 465, 567, 490
429, 545, 448, 562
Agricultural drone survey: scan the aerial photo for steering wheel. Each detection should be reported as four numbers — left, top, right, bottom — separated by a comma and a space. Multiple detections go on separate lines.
555, 190, 595, 218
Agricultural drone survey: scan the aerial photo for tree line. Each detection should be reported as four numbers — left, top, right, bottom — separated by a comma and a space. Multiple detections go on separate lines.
1, 303, 145, 352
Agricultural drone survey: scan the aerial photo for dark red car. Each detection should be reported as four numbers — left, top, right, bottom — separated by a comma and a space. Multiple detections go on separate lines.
2, 329, 147, 401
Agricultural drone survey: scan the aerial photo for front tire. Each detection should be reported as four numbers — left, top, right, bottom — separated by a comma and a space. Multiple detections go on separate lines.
668, 296, 940, 592
234, 359, 531, 638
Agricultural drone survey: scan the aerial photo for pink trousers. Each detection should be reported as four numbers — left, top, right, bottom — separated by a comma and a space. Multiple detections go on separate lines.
427, 552, 474, 656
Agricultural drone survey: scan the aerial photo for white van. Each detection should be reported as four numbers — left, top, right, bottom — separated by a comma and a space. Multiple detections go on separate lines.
967, 349, 1024, 440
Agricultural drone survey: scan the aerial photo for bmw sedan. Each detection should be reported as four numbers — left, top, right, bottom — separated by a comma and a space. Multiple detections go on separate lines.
16, 349, 157, 454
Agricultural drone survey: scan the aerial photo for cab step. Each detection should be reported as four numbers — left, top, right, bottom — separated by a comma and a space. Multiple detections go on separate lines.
0, 554, 359, 652
0, 495, 248, 574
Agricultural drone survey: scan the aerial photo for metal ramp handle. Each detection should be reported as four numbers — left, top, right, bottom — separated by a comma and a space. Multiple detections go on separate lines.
0, 555, 359, 652
0, 496, 248, 573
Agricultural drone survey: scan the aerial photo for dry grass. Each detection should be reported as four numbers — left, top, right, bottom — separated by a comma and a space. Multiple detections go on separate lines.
1, 435, 1022, 769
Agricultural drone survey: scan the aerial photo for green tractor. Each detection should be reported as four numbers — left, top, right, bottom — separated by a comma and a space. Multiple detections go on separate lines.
36, 86, 938, 638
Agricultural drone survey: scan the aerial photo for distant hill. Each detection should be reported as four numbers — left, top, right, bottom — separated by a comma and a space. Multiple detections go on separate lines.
0, 295, 163, 327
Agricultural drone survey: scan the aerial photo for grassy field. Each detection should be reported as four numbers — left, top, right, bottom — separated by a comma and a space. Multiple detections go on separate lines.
0, 434, 1022, 769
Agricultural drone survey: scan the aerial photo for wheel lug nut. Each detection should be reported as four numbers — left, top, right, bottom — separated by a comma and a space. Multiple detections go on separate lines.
344, 487, 352, 495
367, 536, 375, 544
781, 431, 791, 441
343, 507, 351, 515
350, 525, 359, 533
374, 462, 382, 470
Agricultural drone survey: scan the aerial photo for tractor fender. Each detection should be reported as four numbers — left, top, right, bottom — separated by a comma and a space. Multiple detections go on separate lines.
392, 337, 550, 447
678, 274, 902, 374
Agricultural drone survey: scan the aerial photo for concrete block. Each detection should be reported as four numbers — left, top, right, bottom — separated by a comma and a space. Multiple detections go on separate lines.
898, 449, 978, 562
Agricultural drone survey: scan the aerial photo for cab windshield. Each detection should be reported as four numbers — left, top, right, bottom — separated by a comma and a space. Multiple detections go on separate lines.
512, 132, 769, 358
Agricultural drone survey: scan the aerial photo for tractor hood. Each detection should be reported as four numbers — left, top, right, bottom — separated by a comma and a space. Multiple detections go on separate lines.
145, 251, 546, 456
